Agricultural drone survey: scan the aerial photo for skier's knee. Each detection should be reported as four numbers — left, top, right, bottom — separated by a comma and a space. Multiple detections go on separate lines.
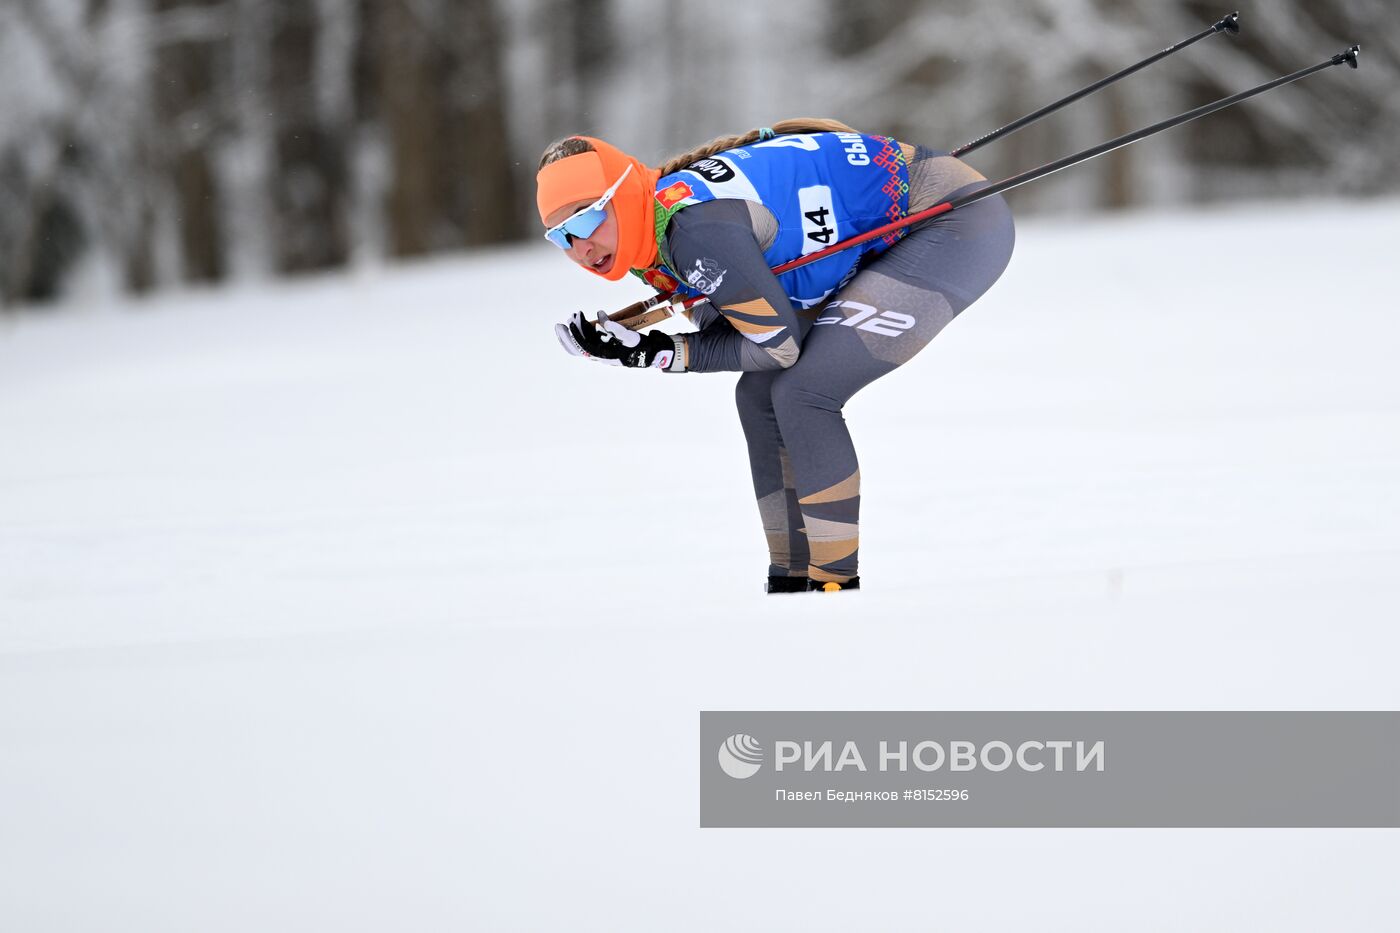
735, 371, 777, 418
770, 373, 842, 420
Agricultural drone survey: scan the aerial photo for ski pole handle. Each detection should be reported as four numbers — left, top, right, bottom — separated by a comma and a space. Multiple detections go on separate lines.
596, 294, 696, 332
600, 297, 656, 328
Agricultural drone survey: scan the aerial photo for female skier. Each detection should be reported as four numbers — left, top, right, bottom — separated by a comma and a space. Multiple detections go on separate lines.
540, 118, 1015, 593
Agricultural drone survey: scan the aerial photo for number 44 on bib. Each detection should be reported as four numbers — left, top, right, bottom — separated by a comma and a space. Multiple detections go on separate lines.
798, 185, 839, 255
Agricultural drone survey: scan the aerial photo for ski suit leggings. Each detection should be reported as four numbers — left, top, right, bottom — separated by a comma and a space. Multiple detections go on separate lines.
735, 172, 1015, 583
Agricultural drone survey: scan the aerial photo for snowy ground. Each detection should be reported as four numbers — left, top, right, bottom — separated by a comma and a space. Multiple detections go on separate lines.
2, 199, 1398, 931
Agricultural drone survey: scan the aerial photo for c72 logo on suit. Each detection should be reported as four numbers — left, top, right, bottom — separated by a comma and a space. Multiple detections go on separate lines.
814, 299, 916, 337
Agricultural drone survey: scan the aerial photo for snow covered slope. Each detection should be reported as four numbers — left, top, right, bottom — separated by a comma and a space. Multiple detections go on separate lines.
2, 200, 1398, 930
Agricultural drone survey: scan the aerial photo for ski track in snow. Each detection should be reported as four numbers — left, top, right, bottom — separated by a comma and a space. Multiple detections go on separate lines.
2, 200, 1398, 930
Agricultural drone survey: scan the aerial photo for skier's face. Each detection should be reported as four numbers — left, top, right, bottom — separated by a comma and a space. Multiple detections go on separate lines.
544, 199, 620, 277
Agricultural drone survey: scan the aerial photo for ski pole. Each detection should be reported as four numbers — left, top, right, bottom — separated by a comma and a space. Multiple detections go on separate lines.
951, 11, 1241, 158
606, 45, 1360, 332
911, 44, 1362, 237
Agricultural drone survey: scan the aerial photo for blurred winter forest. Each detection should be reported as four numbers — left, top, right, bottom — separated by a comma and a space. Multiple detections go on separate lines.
1, 0, 1395, 307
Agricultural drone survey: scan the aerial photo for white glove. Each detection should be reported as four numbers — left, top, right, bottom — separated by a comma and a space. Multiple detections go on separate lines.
554, 311, 677, 369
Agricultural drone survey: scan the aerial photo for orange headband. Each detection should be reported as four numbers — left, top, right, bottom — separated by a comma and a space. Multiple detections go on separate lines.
535, 152, 609, 225
535, 137, 661, 281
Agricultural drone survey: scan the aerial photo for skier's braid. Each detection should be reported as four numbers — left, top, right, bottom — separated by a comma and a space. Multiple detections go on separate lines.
537, 118, 861, 177
656, 118, 859, 176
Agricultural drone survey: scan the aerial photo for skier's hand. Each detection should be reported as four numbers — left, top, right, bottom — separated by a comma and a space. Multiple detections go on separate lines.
555, 311, 678, 369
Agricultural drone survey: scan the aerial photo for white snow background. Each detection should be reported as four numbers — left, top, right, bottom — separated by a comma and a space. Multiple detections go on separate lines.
2, 200, 1398, 930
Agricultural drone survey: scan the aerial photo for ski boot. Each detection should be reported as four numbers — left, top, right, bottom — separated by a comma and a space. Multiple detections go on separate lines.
809, 576, 860, 592
765, 575, 809, 594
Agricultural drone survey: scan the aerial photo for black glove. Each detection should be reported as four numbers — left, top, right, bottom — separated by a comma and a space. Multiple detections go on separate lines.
555, 311, 679, 369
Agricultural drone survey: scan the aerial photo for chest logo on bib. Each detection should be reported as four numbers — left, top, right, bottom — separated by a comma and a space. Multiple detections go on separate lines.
656, 180, 694, 209
687, 158, 736, 184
